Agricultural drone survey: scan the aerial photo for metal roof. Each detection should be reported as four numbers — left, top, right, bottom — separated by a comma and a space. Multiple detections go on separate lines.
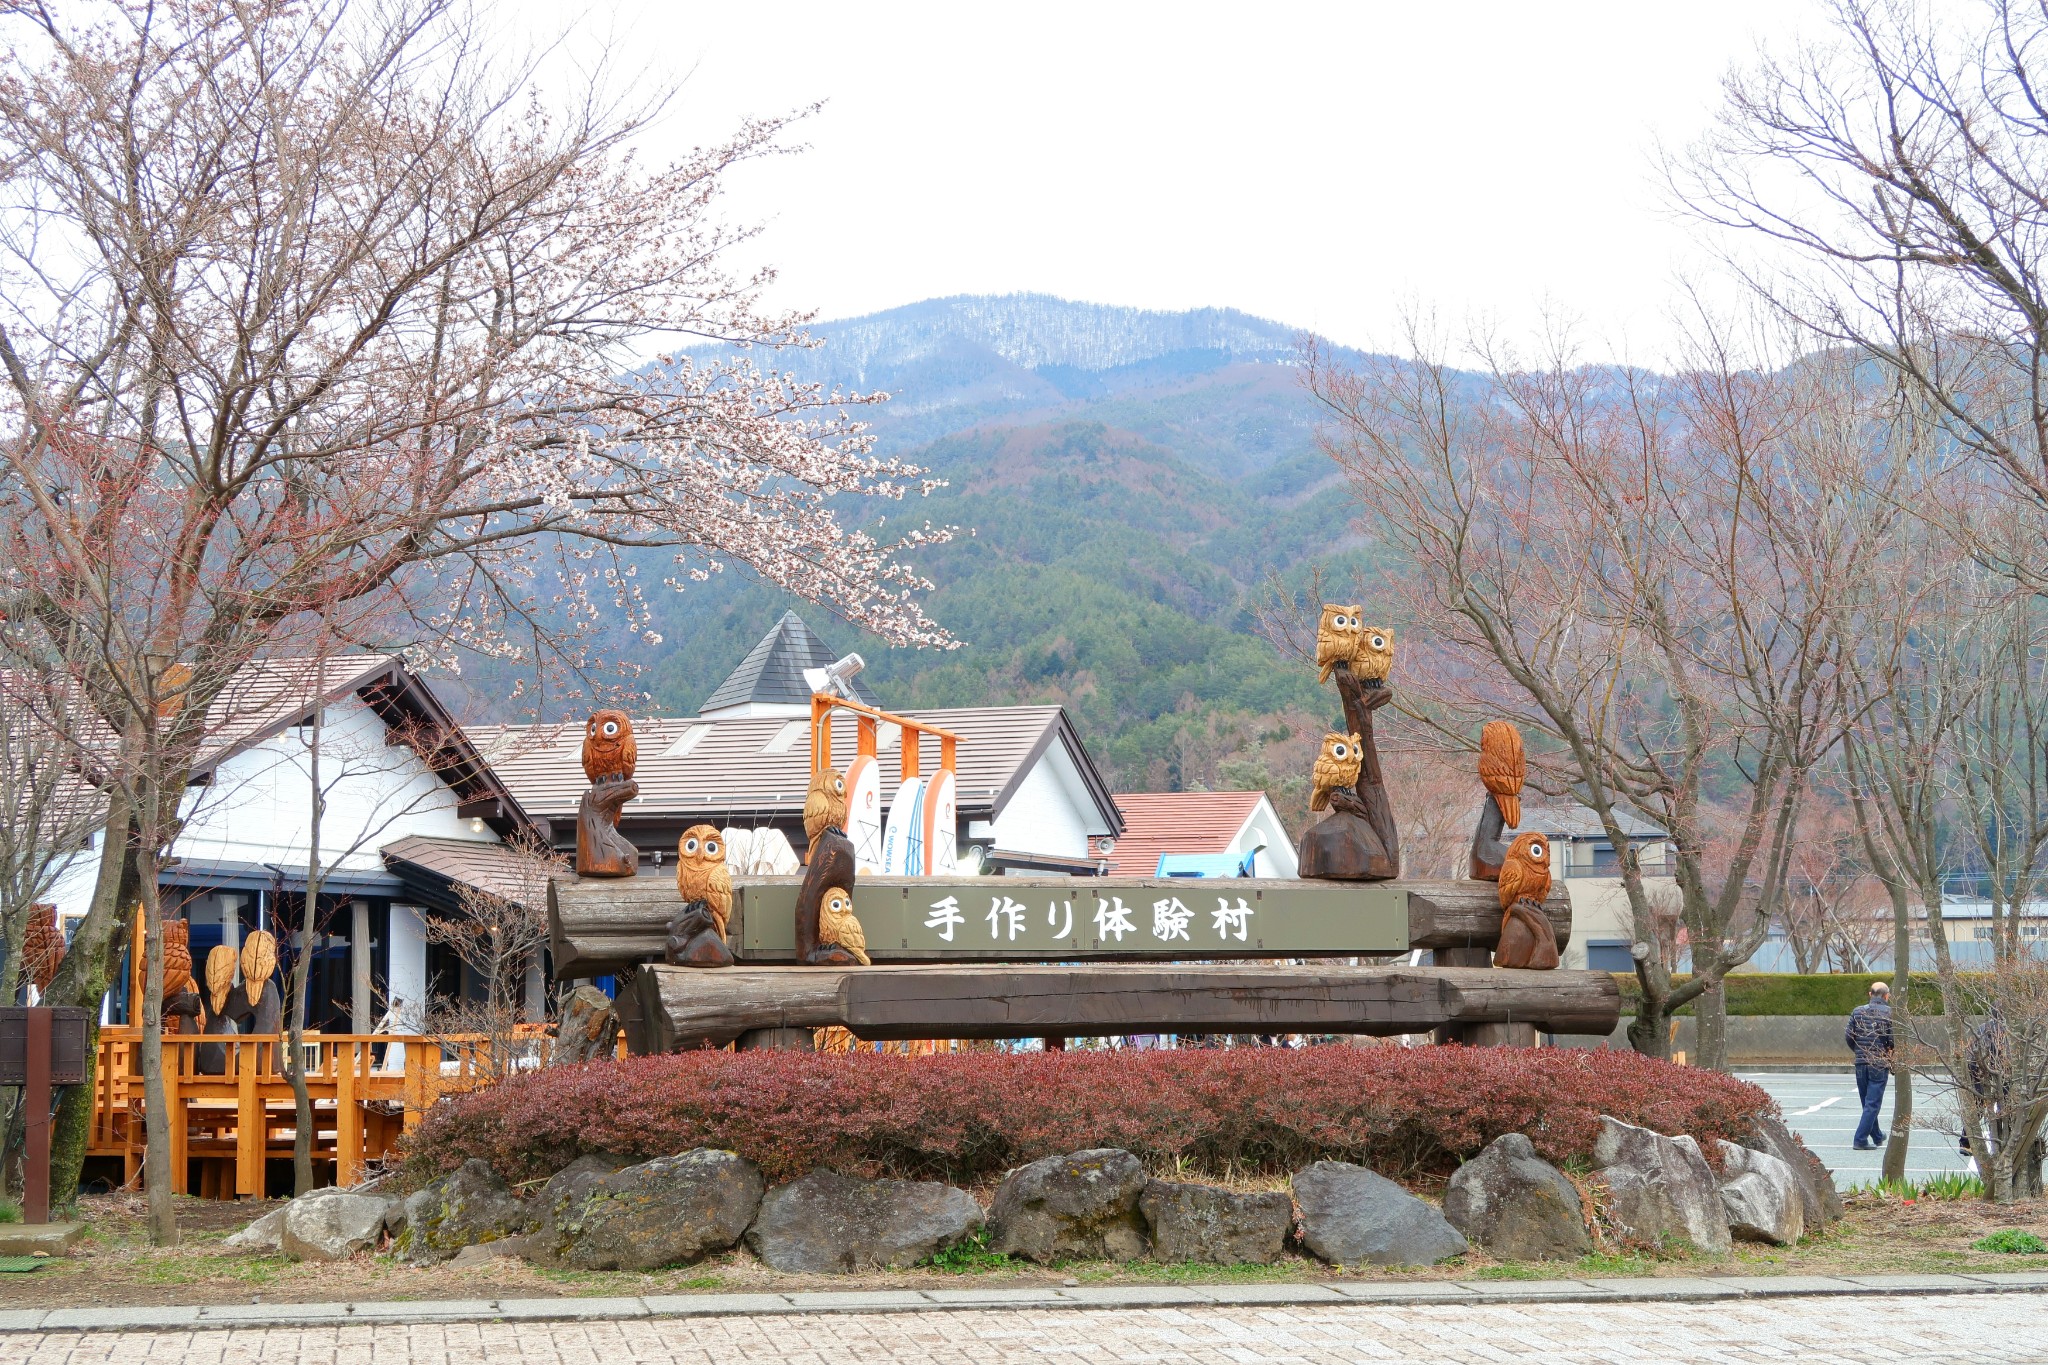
1519, 801, 1668, 841
471, 704, 1123, 834
1101, 791, 1267, 877
698, 611, 874, 714
382, 835, 556, 912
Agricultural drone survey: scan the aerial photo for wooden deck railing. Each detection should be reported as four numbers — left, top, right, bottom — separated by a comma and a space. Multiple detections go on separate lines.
88, 1028, 535, 1196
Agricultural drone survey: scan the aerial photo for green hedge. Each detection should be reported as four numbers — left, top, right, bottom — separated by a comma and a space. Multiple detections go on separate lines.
1613, 973, 1951, 1017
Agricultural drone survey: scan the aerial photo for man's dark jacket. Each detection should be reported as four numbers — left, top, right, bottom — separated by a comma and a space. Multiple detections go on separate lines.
1846, 999, 1893, 1063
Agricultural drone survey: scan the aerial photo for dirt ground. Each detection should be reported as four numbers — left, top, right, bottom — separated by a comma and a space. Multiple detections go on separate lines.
0, 1189, 2044, 1309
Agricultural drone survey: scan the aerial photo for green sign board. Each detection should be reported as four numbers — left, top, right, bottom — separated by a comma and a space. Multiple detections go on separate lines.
731, 880, 1409, 960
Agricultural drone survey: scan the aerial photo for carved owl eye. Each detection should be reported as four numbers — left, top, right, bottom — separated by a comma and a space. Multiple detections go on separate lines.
682, 837, 700, 855
1332, 742, 1350, 759
1370, 633, 1387, 650
704, 840, 720, 857
602, 720, 619, 737
833, 777, 845, 794
1529, 840, 1546, 861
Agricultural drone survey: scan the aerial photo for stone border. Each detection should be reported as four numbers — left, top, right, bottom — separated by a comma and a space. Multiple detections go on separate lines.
0, 1271, 2042, 1333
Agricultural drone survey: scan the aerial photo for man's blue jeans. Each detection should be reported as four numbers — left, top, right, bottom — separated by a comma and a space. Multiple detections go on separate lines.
1854, 1060, 1890, 1146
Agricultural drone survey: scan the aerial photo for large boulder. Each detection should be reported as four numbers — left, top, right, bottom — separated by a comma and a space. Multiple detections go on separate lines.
988, 1149, 1150, 1262
399, 1159, 533, 1264
1715, 1141, 1806, 1246
533, 1153, 630, 1230
1138, 1181, 1292, 1265
745, 1169, 984, 1272
224, 1201, 293, 1254
1443, 1133, 1594, 1261
1291, 1161, 1468, 1267
528, 1148, 763, 1272
1590, 1117, 1732, 1255
280, 1191, 395, 1262
1747, 1112, 1841, 1228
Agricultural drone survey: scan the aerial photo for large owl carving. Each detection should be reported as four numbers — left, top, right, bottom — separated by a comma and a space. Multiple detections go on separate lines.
240, 929, 277, 1010
1316, 605, 1365, 684
1497, 831, 1552, 910
162, 917, 194, 1000
674, 824, 733, 938
1479, 721, 1526, 828
1309, 732, 1364, 813
816, 885, 870, 965
205, 945, 237, 1018
1352, 625, 1395, 685
804, 765, 849, 847
581, 710, 638, 784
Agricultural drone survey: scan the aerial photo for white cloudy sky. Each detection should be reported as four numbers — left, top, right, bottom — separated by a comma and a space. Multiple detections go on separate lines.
516, 0, 1855, 361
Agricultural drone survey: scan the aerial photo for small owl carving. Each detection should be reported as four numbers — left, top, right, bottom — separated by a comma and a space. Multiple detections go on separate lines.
674, 823, 733, 938
20, 903, 65, 993
1309, 731, 1364, 813
1316, 605, 1365, 684
804, 765, 849, 847
1478, 721, 1526, 828
816, 885, 870, 965
162, 917, 194, 1000
240, 929, 277, 1010
205, 944, 237, 1017
581, 710, 637, 784
1497, 831, 1552, 911
1352, 625, 1395, 685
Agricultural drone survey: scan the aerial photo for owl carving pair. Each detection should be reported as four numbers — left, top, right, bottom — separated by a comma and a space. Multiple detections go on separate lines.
1298, 606, 1401, 880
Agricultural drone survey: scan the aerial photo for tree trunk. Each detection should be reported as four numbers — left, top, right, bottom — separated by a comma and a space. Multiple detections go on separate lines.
136, 856, 178, 1245
289, 709, 327, 1196
1694, 977, 1728, 1071
1627, 997, 1672, 1061
1882, 883, 1913, 1186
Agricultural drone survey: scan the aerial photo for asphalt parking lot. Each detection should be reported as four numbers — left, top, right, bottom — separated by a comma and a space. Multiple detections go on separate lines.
1742, 1069, 1973, 1185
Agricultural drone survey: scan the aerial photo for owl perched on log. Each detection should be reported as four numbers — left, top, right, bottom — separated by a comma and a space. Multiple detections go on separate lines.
1478, 721, 1526, 828
674, 824, 733, 938
162, 918, 194, 1000
1497, 831, 1552, 911
816, 886, 870, 965
20, 903, 65, 992
1352, 625, 1395, 686
205, 945, 237, 1018
1309, 732, 1364, 813
804, 765, 849, 848
581, 710, 637, 784
1316, 605, 1365, 684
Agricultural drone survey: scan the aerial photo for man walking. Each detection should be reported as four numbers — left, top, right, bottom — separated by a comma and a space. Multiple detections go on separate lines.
1847, 981, 1894, 1151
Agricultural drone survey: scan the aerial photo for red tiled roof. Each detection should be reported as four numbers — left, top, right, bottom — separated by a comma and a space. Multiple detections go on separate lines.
1101, 791, 1266, 877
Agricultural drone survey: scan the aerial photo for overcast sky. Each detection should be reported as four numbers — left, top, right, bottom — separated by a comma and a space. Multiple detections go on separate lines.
527, 0, 1850, 362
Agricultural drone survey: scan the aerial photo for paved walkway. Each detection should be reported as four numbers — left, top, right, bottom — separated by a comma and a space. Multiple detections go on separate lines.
3, 1290, 2044, 1364
1, 1276, 2044, 1363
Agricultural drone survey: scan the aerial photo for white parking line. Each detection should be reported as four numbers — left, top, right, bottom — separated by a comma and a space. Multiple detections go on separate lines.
1796, 1097, 1843, 1115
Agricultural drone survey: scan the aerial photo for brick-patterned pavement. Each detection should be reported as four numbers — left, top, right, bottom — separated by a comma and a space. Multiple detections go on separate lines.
3, 1295, 2040, 1365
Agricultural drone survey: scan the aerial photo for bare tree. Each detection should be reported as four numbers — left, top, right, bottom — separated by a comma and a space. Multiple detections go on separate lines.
0, 0, 952, 1205
420, 830, 563, 1082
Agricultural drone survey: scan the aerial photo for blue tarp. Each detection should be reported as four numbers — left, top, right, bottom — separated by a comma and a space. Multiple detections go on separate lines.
1156, 852, 1256, 878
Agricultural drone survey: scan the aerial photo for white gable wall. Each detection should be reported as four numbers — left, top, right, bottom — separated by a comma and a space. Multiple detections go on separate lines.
988, 748, 1095, 860
1231, 798, 1300, 878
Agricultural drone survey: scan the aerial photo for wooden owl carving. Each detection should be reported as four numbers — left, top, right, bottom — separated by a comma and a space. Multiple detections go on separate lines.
240, 929, 277, 1010
581, 709, 637, 784
1497, 831, 1552, 911
674, 824, 733, 938
1352, 625, 1395, 685
1316, 605, 1366, 683
205, 944, 237, 1017
1309, 731, 1364, 813
20, 903, 65, 992
804, 765, 850, 847
1479, 721, 1526, 828
162, 918, 194, 999
816, 885, 870, 965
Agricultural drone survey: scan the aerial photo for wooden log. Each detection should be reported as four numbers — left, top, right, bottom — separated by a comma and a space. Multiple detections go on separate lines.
552, 876, 1571, 979
628, 962, 1620, 1052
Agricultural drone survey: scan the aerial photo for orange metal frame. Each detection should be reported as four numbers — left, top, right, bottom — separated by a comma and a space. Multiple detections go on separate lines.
809, 693, 959, 781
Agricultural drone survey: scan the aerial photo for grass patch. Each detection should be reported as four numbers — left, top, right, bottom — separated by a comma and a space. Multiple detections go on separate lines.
0, 1199, 21, 1225
925, 1232, 1012, 1275
674, 1275, 722, 1290
1575, 1251, 1658, 1276
1973, 1229, 2048, 1255
1468, 1264, 1544, 1280
1851, 1173, 1988, 1201
1071, 1259, 1314, 1284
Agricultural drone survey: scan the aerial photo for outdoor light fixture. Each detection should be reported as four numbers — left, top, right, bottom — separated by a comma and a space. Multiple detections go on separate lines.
468, 816, 486, 833
802, 652, 867, 699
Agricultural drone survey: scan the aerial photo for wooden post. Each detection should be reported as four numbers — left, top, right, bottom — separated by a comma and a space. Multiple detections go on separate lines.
166, 1042, 186, 1195
236, 1040, 261, 1198
24, 1008, 50, 1224
336, 1041, 361, 1187
350, 900, 373, 1033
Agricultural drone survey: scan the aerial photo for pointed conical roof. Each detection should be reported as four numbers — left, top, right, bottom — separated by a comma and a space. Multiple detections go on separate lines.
698, 610, 874, 716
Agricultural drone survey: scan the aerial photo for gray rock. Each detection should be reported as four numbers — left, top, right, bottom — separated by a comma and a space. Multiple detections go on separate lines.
1138, 1181, 1292, 1265
450, 1235, 531, 1267
399, 1159, 533, 1264
1747, 1112, 1840, 1228
988, 1149, 1150, 1262
533, 1153, 630, 1231
1290, 1161, 1468, 1267
745, 1169, 985, 1273
280, 1191, 393, 1262
1590, 1117, 1732, 1255
223, 1202, 291, 1254
1443, 1133, 1594, 1261
1715, 1141, 1806, 1246
530, 1148, 763, 1272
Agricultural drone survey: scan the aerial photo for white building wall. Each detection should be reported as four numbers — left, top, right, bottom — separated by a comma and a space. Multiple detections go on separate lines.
988, 752, 1093, 860
1230, 799, 1300, 879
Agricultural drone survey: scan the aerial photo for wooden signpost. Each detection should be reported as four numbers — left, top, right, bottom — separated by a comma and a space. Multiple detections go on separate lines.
0, 1007, 91, 1225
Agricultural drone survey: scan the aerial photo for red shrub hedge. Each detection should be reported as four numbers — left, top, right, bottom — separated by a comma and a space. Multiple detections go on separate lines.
402, 1046, 1775, 1188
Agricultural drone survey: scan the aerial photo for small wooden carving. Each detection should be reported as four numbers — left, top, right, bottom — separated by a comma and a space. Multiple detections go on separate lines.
575, 710, 641, 878
21, 903, 64, 993
674, 825, 733, 938
1494, 832, 1560, 970
1478, 721, 1525, 829
550, 983, 622, 1065
1309, 732, 1364, 813
816, 886, 871, 965
1351, 624, 1395, 685
804, 765, 850, 860
1316, 605, 1366, 684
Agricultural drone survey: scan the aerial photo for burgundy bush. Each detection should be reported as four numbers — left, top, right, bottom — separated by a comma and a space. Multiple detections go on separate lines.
401, 1046, 1774, 1188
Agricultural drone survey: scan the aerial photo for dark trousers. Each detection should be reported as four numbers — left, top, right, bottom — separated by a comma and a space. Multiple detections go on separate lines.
1854, 1060, 1889, 1146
